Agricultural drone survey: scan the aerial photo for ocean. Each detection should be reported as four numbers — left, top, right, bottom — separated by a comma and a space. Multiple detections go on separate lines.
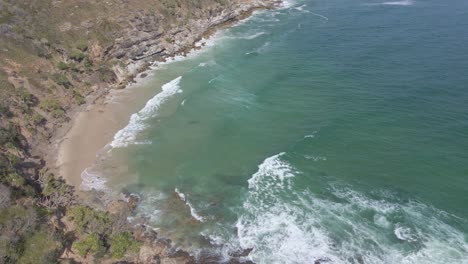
87, 0, 468, 263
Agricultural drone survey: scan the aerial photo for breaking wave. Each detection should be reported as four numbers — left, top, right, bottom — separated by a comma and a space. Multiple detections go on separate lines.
110, 76, 182, 148
236, 152, 468, 264
175, 188, 206, 222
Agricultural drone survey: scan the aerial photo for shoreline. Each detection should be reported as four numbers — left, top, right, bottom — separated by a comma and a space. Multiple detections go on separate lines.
48, 1, 281, 192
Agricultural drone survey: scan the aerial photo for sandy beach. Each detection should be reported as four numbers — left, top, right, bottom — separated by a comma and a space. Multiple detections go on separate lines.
54, 74, 158, 189
52, 6, 275, 190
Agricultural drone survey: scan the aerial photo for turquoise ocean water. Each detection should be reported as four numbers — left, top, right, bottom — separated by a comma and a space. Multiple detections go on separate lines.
90, 0, 468, 262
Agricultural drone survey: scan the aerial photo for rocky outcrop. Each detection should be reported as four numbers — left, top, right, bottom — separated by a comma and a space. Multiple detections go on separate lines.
108, 0, 277, 77
0, 0, 280, 263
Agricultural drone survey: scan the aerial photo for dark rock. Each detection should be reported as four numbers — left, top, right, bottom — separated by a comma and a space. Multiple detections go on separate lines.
314, 257, 332, 264
228, 248, 253, 258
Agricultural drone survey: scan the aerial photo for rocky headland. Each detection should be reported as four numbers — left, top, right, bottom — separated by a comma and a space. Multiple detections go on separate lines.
0, 0, 278, 263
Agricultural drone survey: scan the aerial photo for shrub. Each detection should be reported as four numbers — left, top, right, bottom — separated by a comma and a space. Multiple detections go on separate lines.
98, 65, 116, 83
69, 51, 85, 62
76, 42, 88, 52
31, 112, 46, 125
72, 91, 85, 105
83, 57, 92, 69
17, 229, 63, 264
51, 108, 66, 119
39, 99, 61, 112
72, 233, 105, 257
0, 101, 11, 117
37, 172, 73, 209
109, 232, 141, 259
4, 172, 26, 187
6, 153, 20, 167
68, 62, 80, 72
17, 87, 35, 106
57, 61, 69, 70
67, 206, 111, 235
52, 73, 71, 88
0, 205, 38, 238
0, 125, 21, 147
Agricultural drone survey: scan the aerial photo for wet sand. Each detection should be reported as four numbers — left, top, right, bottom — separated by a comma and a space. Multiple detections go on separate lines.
55, 76, 158, 188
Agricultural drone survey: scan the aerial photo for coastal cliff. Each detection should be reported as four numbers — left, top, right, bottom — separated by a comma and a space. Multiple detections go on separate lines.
0, 0, 276, 262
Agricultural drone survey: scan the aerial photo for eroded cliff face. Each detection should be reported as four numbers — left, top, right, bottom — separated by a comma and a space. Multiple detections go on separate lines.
0, 0, 274, 153
0, 0, 275, 262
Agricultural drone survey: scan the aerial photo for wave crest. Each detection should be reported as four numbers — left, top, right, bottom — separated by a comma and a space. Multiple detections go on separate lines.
110, 76, 182, 148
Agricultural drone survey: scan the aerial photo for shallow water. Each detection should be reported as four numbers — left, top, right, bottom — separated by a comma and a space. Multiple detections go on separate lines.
90, 0, 468, 262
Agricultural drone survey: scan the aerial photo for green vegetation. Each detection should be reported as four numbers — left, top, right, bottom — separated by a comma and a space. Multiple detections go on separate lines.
76, 42, 88, 52
39, 99, 65, 119
0, 102, 11, 117
0, 205, 40, 263
31, 112, 46, 125
73, 90, 86, 105
17, 229, 62, 264
4, 172, 26, 187
52, 73, 71, 88
39, 99, 61, 112
67, 205, 111, 235
0, 0, 243, 261
69, 51, 86, 62
72, 233, 105, 257
17, 87, 35, 107
110, 232, 141, 259
0, 125, 22, 147
57, 61, 69, 70
83, 57, 93, 70
98, 65, 116, 82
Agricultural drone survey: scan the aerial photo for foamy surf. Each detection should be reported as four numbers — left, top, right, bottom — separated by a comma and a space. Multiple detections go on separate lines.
238, 152, 340, 263
235, 152, 468, 264
110, 76, 183, 148
365, 0, 414, 6
80, 168, 108, 191
175, 188, 205, 222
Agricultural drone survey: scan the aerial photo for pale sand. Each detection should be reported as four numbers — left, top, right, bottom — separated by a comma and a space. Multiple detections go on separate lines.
55, 76, 159, 188
53, 4, 278, 190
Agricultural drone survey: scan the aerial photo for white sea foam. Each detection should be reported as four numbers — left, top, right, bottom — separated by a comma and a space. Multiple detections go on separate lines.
304, 155, 327, 161
381, 0, 413, 5
238, 152, 341, 263
235, 152, 468, 264
110, 76, 182, 148
175, 188, 205, 222
245, 41, 271, 55
294, 4, 310, 13
279, 0, 295, 9
247, 152, 295, 189
232, 31, 267, 40
394, 224, 417, 242
80, 168, 108, 191
311, 12, 329, 22
366, 0, 414, 6
133, 191, 167, 224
